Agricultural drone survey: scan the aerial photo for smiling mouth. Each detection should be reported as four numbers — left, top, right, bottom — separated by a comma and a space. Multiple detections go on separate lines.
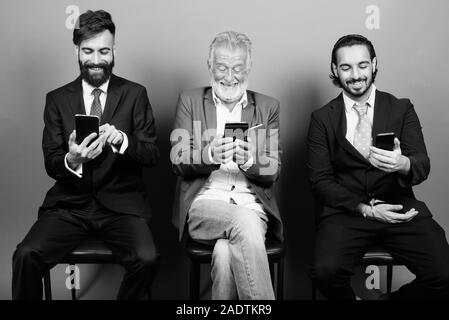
89, 67, 104, 72
220, 82, 239, 88
348, 80, 366, 89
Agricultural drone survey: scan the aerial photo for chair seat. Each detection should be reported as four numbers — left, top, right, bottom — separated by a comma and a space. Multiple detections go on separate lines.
186, 238, 285, 263
61, 238, 117, 264
360, 246, 396, 265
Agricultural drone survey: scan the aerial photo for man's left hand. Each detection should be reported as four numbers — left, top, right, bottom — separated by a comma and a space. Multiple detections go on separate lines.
369, 138, 410, 174
99, 123, 123, 147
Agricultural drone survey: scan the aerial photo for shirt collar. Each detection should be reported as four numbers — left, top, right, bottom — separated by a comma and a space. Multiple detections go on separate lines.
82, 79, 110, 96
212, 89, 248, 109
343, 84, 376, 113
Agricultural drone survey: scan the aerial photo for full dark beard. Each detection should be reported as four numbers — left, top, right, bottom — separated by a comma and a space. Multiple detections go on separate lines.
79, 59, 114, 87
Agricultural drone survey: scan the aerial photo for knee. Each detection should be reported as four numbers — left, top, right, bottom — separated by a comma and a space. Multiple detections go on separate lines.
13, 244, 40, 265
134, 247, 158, 270
430, 267, 449, 289
230, 209, 265, 241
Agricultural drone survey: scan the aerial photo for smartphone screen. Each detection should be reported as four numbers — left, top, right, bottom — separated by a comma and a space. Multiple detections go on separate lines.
375, 132, 395, 151
224, 122, 249, 141
75, 114, 99, 145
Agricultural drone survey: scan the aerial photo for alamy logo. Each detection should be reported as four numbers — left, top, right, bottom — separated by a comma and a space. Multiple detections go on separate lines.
365, 5, 380, 30
365, 265, 380, 290
65, 265, 80, 290
65, 5, 80, 30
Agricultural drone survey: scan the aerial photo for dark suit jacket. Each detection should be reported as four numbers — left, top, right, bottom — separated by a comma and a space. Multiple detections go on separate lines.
171, 87, 283, 241
307, 90, 431, 219
39, 74, 159, 217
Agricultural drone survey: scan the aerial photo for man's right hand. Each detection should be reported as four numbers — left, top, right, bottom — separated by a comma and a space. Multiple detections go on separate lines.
364, 203, 418, 223
210, 135, 234, 164
66, 130, 105, 169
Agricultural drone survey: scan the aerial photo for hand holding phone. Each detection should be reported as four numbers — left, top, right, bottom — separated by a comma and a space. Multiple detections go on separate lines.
67, 115, 103, 167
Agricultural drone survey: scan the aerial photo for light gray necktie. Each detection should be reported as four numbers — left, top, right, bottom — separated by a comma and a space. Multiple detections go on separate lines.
353, 103, 372, 158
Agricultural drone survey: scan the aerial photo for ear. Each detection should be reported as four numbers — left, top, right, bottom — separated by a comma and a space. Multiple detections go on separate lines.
372, 57, 377, 72
331, 63, 338, 77
75, 46, 79, 57
113, 45, 117, 57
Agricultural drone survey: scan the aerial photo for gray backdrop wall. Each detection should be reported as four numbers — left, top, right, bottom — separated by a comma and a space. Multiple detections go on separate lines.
1, 0, 448, 299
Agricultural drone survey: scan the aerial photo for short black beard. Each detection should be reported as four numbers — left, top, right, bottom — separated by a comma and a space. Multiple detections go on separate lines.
339, 76, 373, 98
79, 57, 114, 87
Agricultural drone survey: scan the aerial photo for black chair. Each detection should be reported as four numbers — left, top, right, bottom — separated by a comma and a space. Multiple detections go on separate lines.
311, 246, 401, 299
186, 238, 285, 300
42, 237, 157, 300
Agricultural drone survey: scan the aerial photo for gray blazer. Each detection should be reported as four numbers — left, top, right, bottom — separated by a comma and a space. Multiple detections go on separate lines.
170, 87, 283, 241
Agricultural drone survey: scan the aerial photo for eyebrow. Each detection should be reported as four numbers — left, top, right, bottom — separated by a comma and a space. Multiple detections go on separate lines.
80, 47, 111, 51
339, 60, 370, 66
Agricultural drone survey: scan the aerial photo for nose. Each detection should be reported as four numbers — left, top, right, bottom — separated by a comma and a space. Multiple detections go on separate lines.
351, 67, 361, 79
224, 69, 233, 82
92, 51, 100, 64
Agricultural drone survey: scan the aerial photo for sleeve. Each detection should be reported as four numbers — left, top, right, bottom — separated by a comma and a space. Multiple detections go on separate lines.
121, 87, 159, 167
64, 153, 82, 178
170, 91, 220, 178
42, 93, 84, 183
306, 111, 364, 213
396, 101, 430, 187
239, 101, 282, 187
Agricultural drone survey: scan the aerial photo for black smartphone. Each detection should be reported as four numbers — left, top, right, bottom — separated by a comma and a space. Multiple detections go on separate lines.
375, 132, 395, 151
224, 122, 249, 142
75, 114, 99, 145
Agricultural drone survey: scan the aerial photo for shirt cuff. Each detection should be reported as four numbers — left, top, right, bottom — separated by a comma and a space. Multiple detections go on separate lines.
64, 153, 82, 178
111, 131, 128, 154
239, 156, 254, 171
208, 144, 221, 165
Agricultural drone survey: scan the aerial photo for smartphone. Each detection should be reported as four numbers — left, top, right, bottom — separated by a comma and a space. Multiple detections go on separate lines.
75, 114, 99, 145
375, 132, 395, 151
224, 122, 249, 142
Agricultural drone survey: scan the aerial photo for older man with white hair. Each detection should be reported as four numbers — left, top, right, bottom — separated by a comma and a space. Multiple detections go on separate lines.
171, 31, 283, 300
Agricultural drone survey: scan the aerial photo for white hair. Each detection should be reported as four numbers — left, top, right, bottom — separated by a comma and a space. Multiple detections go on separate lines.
208, 31, 252, 70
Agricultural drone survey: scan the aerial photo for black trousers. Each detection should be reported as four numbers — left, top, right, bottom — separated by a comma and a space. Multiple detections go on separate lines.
12, 201, 158, 300
313, 213, 449, 299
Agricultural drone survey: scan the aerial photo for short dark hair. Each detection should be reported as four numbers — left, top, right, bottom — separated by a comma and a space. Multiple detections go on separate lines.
73, 10, 115, 46
329, 34, 377, 87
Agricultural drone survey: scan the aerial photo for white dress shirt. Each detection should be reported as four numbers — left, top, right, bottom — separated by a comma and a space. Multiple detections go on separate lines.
343, 85, 376, 146
64, 79, 128, 177
193, 90, 265, 215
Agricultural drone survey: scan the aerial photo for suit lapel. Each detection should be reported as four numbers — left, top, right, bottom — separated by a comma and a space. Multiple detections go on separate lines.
241, 91, 256, 127
203, 88, 217, 131
67, 77, 85, 116
101, 74, 122, 125
329, 93, 369, 163
371, 90, 392, 140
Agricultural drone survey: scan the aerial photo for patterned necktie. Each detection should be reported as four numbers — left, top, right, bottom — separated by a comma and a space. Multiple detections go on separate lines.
353, 103, 372, 158
90, 88, 103, 119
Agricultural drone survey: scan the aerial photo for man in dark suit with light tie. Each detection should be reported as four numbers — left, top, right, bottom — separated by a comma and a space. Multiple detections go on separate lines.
308, 34, 449, 299
12, 10, 159, 299
171, 31, 282, 299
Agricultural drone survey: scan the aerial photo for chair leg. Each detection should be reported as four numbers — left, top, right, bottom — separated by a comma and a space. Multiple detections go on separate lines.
43, 270, 52, 300
269, 261, 275, 291
189, 259, 200, 300
386, 265, 393, 294
277, 258, 284, 300
70, 264, 76, 300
